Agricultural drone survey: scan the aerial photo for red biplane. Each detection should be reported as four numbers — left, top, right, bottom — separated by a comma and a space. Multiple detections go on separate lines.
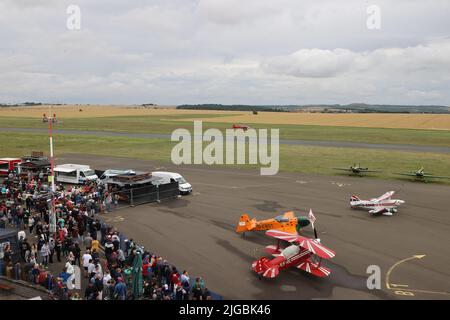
252, 230, 335, 279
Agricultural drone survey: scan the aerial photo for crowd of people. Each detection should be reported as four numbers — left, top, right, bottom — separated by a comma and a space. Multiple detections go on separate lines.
0, 170, 213, 300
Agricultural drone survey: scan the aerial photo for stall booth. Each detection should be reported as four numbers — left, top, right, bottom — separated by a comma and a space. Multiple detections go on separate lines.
19, 151, 51, 177
0, 229, 20, 275
0, 158, 21, 177
101, 171, 165, 205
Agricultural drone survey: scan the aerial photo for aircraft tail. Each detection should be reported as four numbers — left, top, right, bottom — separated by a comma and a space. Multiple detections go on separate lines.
236, 214, 256, 233
252, 257, 280, 278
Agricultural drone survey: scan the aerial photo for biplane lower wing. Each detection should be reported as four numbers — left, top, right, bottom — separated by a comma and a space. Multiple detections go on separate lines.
296, 259, 331, 278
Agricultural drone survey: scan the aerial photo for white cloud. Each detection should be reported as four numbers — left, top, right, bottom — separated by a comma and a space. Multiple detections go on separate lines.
263, 48, 357, 78
263, 39, 450, 78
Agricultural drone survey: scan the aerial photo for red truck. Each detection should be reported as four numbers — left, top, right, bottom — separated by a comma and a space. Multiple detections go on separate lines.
0, 158, 22, 176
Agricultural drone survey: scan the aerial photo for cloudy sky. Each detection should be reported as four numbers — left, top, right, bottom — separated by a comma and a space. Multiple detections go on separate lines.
1, 0, 450, 105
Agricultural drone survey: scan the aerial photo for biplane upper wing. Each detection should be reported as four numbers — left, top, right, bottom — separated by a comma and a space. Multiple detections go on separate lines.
371, 191, 395, 202
266, 230, 335, 259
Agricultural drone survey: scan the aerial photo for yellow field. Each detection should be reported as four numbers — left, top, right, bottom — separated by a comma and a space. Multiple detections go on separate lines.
1, 104, 450, 130
0, 105, 228, 118
178, 112, 450, 130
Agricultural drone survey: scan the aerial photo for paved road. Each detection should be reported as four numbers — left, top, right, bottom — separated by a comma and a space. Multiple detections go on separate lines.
2, 127, 450, 153
57, 154, 450, 300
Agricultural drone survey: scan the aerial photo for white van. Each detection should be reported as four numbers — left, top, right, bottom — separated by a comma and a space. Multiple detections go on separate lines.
54, 164, 98, 184
151, 171, 192, 195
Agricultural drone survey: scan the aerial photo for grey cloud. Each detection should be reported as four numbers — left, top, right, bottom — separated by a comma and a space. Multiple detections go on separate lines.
0, 1, 449, 105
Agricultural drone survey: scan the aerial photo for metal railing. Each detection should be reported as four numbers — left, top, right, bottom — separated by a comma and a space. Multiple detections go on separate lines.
104, 182, 180, 212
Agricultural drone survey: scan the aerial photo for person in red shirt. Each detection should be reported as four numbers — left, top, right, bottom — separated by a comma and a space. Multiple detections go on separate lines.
171, 270, 180, 287
142, 258, 152, 282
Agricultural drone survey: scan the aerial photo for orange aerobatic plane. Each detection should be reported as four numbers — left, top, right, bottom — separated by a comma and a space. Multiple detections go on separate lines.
236, 211, 311, 235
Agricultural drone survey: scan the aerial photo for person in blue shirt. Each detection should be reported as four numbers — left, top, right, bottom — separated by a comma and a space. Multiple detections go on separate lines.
113, 277, 127, 300
58, 268, 71, 284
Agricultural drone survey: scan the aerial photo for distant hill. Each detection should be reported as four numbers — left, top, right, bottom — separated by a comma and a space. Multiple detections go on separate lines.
177, 103, 450, 114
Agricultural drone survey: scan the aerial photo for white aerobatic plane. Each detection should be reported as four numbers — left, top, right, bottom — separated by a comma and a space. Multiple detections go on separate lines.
350, 191, 405, 216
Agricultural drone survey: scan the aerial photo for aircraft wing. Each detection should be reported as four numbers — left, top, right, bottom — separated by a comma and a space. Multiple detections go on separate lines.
394, 172, 417, 177
282, 211, 295, 219
422, 174, 450, 179
371, 191, 395, 202
266, 230, 335, 259
296, 259, 331, 278
333, 168, 352, 172
369, 206, 387, 215
281, 225, 298, 234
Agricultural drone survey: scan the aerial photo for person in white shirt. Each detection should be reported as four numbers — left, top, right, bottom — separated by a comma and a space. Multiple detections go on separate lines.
82, 250, 92, 277
102, 270, 112, 286
87, 261, 96, 277
18, 230, 26, 240
65, 260, 74, 275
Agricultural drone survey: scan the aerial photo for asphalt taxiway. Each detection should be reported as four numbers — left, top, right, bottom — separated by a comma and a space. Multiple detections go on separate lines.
58, 154, 450, 299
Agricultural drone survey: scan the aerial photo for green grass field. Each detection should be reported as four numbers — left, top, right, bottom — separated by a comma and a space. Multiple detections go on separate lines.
2, 131, 450, 184
1, 115, 450, 147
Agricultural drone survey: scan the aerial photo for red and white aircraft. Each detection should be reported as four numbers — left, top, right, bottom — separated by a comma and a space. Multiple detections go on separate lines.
350, 191, 405, 216
252, 230, 335, 279
232, 124, 250, 131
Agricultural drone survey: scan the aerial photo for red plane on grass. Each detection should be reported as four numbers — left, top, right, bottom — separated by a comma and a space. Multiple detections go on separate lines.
252, 229, 335, 279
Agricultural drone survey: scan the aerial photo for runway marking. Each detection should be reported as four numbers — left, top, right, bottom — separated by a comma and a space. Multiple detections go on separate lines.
104, 215, 125, 223
386, 255, 450, 297
330, 181, 350, 187
386, 254, 425, 290
194, 181, 281, 190
176, 166, 293, 180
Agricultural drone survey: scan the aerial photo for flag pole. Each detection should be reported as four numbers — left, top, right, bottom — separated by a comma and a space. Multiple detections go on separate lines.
47, 106, 56, 235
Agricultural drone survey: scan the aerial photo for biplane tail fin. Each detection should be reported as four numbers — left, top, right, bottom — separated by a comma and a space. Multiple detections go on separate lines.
252, 257, 279, 278
236, 214, 256, 233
